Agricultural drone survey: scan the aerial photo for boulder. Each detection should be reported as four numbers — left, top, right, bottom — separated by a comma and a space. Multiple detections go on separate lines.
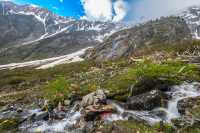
126, 90, 167, 110
177, 96, 200, 119
83, 105, 115, 121
34, 111, 48, 121
171, 116, 193, 128
64, 100, 71, 106
81, 89, 106, 108
131, 77, 172, 96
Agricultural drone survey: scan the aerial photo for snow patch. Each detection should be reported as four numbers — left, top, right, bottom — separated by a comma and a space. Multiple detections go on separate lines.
0, 47, 92, 70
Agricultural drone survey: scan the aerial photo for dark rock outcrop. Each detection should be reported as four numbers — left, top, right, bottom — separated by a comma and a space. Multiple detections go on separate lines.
126, 90, 167, 110
130, 77, 173, 96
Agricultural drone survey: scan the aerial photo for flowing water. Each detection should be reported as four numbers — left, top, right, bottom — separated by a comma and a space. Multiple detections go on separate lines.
19, 105, 82, 133
107, 82, 200, 124
18, 82, 200, 132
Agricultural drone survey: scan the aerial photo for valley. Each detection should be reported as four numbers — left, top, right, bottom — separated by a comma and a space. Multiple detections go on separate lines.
0, 1, 200, 133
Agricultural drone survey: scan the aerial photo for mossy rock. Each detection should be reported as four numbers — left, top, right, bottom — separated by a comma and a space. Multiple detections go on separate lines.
131, 76, 174, 96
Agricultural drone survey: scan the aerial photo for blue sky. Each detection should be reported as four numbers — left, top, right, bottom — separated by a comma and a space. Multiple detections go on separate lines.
9, 0, 200, 22
14, 0, 84, 18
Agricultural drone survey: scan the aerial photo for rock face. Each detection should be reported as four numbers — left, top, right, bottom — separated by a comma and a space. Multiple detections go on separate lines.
181, 6, 200, 39
126, 90, 167, 110
85, 16, 192, 61
0, 1, 121, 64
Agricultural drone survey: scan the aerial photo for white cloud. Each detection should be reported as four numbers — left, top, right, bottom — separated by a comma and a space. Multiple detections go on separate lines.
128, 0, 200, 23
113, 0, 127, 22
81, 0, 200, 23
81, 0, 113, 21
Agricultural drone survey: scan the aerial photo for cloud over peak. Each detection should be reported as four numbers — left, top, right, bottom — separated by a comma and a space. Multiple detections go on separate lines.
81, 0, 127, 22
81, 0, 200, 23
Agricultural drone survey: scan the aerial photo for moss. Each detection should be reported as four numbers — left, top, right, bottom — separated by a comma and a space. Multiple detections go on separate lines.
153, 122, 175, 133
0, 119, 19, 132
178, 126, 200, 133
95, 120, 175, 133
192, 106, 200, 119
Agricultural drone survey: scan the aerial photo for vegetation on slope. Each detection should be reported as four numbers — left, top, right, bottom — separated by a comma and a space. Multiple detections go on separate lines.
0, 40, 200, 132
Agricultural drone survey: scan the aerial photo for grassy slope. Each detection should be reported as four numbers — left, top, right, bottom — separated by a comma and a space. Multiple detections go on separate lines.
0, 40, 200, 132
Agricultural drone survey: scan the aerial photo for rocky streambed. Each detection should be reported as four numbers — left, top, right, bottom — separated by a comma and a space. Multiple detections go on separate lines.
1, 82, 200, 132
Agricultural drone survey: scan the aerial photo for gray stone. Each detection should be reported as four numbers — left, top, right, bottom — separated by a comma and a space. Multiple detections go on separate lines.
34, 111, 48, 121
81, 89, 106, 108
126, 90, 167, 110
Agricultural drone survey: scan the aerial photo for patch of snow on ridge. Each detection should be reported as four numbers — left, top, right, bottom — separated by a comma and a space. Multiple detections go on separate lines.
37, 47, 91, 69
0, 47, 92, 70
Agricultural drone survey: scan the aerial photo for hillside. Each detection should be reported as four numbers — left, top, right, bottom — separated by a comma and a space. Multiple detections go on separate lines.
0, 1, 122, 64
1, 2, 200, 133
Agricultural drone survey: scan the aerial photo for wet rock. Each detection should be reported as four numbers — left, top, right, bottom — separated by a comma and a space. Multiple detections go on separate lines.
83, 105, 115, 121
82, 121, 96, 133
84, 111, 99, 121
131, 77, 173, 96
177, 96, 200, 119
0, 105, 10, 112
171, 116, 194, 128
17, 108, 23, 113
126, 90, 167, 110
55, 111, 66, 120
81, 89, 106, 108
150, 109, 168, 120
34, 111, 48, 121
58, 102, 63, 112
64, 100, 71, 106
85, 105, 115, 113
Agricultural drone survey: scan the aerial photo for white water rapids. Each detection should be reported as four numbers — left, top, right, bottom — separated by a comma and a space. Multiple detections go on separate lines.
108, 82, 200, 125
19, 82, 200, 132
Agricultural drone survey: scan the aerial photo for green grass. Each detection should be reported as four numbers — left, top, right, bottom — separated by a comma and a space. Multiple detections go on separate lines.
95, 120, 175, 133
1, 58, 199, 104
133, 39, 200, 57
0, 119, 19, 132
103, 60, 200, 99
0, 40, 200, 105
44, 77, 70, 101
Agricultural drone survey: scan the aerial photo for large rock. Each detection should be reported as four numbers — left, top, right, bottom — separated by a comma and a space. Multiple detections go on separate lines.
177, 96, 200, 119
130, 77, 173, 96
80, 90, 117, 121
34, 111, 48, 121
126, 90, 167, 110
171, 116, 194, 128
81, 89, 106, 108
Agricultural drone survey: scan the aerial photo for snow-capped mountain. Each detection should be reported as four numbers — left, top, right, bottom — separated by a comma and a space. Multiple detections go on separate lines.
181, 6, 200, 39
0, 1, 122, 64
